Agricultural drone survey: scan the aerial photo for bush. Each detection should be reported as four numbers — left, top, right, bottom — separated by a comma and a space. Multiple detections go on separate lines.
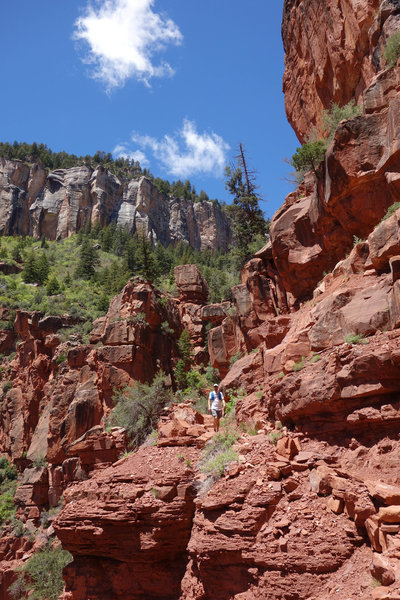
0, 489, 16, 524
55, 353, 67, 365
384, 31, 400, 69
160, 321, 174, 335
291, 140, 327, 180
381, 201, 400, 222
322, 100, 362, 139
229, 352, 242, 367
107, 372, 172, 448
174, 359, 188, 390
9, 543, 72, 600
129, 312, 147, 325
292, 357, 306, 372
194, 395, 208, 414
344, 333, 368, 345
200, 428, 239, 479
2, 381, 12, 393
267, 431, 283, 446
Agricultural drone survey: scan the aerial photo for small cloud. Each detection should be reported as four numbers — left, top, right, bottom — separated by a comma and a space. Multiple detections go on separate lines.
73, 0, 183, 90
113, 144, 149, 166
130, 119, 230, 178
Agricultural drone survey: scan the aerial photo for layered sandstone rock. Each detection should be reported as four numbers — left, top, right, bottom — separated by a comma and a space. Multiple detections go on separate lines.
0, 160, 232, 251
282, 0, 380, 142
55, 445, 197, 600
275, 1, 400, 301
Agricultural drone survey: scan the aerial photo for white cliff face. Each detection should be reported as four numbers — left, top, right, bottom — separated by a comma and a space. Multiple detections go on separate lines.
0, 159, 233, 251
0, 158, 47, 237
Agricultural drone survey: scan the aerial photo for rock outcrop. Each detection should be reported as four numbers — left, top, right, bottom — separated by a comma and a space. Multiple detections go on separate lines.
6, 2, 400, 600
0, 160, 232, 251
273, 1, 400, 302
282, 0, 380, 142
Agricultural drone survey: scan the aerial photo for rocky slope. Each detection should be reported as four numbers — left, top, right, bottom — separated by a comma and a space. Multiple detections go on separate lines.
0, 159, 232, 251
3, 1, 400, 599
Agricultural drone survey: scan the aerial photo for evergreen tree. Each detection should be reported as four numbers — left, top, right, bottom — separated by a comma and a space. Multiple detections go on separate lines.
225, 144, 268, 263
174, 359, 188, 390
22, 250, 38, 283
136, 234, 158, 282
75, 238, 100, 279
22, 251, 49, 284
178, 329, 193, 363
46, 275, 60, 295
36, 253, 50, 284
124, 236, 138, 274
154, 243, 173, 276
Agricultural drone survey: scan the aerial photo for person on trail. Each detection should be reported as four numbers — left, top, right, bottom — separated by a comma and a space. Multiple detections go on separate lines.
208, 383, 225, 433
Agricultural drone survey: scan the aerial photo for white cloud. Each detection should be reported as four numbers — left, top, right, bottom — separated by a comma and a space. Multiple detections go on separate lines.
130, 119, 230, 178
113, 144, 149, 166
73, 0, 183, 90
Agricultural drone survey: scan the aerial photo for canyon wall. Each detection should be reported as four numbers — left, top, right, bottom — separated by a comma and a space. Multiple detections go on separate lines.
4, 1, 400, 600
0, 160, 232, 251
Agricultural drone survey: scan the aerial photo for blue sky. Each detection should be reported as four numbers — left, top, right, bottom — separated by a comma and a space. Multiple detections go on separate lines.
0, 0, 299, 218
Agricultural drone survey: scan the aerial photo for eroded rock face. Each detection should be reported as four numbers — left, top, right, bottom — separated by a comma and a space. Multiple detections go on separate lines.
282, 0, 379, 142
0, 161, 232, 251
55, 446, 197, 600
275, 1, 400, 302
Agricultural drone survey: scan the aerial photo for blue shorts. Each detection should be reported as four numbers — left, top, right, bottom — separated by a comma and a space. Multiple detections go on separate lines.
211, 409, 222, 419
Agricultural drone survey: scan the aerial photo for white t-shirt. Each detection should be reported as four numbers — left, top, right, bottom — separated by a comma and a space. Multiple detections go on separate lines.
209, 390, 224, 410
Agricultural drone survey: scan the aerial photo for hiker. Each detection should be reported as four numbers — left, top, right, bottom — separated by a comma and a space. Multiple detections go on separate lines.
208, 383, 225, 433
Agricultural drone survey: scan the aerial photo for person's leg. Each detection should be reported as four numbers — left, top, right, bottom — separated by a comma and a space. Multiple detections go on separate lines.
215, 416, 220, 432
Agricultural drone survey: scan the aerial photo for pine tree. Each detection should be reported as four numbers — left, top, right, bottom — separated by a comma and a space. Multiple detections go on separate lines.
36, 253, 50, 284
46, 275, 60, 295
225, 143, 268, 263
136, 234, 158, 282
178, 329, 193, 364
75, 238, 100, 279
22, 250, 37, 283
124, 236, 138, 274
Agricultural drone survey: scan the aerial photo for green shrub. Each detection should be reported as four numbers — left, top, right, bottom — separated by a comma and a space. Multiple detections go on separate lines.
384, 31, 400, 68
353, 235, 363, 246
160, 321, 174, 335
239, 421, 258, 435
201, 447, 238, 478
55, 353, 66, 365
322, 100, 362, 140
291, 140, 327, 180
267, 431, 283, 446
174, 359, 188, 390
194, 395, 208, 414
2, 381, 12, 393
381, 201, 400, 222
292, 357, 306, 372
9, 543, 72, 600
8, 575, 28, 600
309, 354, 321, 363
107, 372, 172, 448
229, 352, 242, 367
200, 428, 239, 479
0, 489, 16, 524
33, 456, 48, 469
344, 333, 368, 345
129, 312, 147, 325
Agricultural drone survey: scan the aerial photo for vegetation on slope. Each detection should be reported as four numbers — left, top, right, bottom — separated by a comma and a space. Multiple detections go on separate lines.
290, 100, 362, 182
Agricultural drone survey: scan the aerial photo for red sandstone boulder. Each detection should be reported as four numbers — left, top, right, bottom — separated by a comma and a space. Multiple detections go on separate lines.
54, 445, 197, 600
174, 264, 209, 303
208, 317, 246, 378
66, 426, 126, 472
